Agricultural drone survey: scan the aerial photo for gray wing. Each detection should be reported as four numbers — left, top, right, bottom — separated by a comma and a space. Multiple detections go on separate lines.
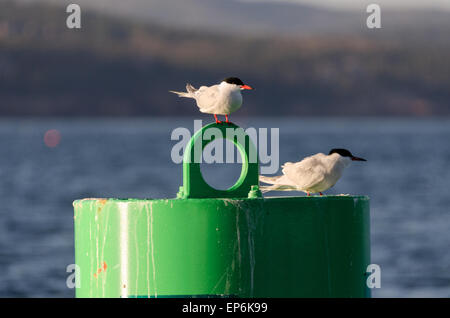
282, 153, 327, 190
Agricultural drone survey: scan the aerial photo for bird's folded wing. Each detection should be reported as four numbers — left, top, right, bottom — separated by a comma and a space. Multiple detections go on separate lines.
282, 156, 326, 190
196, 85, 220, 110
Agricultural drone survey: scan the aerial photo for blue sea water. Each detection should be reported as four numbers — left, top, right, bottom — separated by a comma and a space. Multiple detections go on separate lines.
0, 117, 449, 297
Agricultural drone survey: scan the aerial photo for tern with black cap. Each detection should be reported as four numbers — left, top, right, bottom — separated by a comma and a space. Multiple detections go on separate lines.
170, 77, 253, 124
259, 148, 367, 196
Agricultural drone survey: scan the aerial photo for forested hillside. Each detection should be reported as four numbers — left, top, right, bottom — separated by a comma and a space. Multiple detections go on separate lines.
1, 1, 449, 116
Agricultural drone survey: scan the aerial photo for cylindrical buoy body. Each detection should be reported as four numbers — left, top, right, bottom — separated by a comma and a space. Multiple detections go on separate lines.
73, 195, 370, 298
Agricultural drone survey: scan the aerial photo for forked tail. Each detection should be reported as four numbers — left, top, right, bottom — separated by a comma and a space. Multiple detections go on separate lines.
259, 175, 282, 185
259, 175, 297, 193
169, 83, 197, 98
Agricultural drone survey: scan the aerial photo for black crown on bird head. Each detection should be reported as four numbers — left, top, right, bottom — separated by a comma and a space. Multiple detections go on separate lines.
223, 77, 245, 86
329, 148, 367, 161
329, 148, 353, 157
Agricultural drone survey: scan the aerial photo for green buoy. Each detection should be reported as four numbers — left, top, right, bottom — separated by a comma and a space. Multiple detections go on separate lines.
73, 123, 370, 298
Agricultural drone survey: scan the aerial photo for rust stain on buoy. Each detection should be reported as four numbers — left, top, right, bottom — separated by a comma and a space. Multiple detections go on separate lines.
93, 261, 108, 278
97, 199, 108, 214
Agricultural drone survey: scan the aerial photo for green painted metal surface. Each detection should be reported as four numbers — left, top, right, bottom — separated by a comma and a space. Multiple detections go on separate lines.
178, 122, 259, 199
255, 196, 371, 298
73, 123, 371, 298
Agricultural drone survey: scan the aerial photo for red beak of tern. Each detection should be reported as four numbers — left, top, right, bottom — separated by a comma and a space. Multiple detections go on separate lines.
240, 85, 254, 90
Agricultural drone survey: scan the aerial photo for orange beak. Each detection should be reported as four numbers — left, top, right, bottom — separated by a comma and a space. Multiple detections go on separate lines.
240, 85, 254, 90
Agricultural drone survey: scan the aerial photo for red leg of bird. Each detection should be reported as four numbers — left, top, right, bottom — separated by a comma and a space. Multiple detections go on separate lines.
319, 192, 323, 196
225, 115, 230, 123
307, 192, 310, 197
214, 114, 222, 124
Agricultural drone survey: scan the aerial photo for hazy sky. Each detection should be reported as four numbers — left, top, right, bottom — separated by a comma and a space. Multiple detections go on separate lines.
244, 0, 450, 11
